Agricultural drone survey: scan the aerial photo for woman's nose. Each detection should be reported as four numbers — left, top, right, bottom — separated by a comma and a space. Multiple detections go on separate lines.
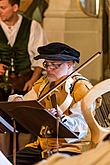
46, 66, 53, 71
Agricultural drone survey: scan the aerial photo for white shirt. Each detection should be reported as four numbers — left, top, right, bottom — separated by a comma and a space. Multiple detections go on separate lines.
0, 14, 48, 69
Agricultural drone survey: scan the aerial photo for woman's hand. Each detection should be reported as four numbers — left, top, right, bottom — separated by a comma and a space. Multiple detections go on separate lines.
8, 94, 24, 102
48, 106, 63, 117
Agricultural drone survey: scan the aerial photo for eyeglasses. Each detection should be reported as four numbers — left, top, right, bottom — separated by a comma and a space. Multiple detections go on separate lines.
43, 61, 64, 69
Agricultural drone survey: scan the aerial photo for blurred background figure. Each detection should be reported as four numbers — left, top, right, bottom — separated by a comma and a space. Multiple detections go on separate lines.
0, 0, 48, 101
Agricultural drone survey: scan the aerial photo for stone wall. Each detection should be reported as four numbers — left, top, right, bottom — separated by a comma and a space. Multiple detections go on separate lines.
43, 0, 103, 84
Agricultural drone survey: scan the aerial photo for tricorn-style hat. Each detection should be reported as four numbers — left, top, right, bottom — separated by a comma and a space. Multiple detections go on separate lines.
34, 42, 80, 63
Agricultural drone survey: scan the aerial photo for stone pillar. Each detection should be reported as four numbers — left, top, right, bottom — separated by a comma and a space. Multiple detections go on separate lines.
44, 0, 103, 84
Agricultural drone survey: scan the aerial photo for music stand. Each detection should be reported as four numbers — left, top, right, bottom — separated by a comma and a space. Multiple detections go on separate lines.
0, 100, 79, 165
0, 100, 78, 138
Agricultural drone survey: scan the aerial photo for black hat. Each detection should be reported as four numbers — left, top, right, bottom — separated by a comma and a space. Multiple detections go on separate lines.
34, 42, 80, 63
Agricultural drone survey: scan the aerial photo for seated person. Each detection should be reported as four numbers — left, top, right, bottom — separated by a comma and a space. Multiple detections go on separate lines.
8, 42, 102, 164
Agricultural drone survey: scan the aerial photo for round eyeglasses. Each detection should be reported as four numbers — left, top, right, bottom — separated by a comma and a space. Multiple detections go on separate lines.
43, 61, 64, 69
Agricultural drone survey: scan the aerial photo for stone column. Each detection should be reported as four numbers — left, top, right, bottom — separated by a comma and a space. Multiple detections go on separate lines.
44, 0, 103, 84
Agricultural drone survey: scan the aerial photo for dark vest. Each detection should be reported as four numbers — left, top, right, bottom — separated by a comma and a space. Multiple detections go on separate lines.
0, 16, 32, 74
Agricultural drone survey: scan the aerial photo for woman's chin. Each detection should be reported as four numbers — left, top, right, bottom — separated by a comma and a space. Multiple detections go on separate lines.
47, 76, 56, 82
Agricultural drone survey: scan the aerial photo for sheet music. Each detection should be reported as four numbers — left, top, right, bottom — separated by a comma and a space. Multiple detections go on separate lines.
0, 151, 12, 165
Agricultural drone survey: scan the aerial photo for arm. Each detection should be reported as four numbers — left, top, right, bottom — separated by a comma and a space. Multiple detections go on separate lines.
28, 20, 48, 69
23, 20, 48, 91
60, 79, 96, 142
8, 87, 38, 101
23, 66, 43, 92
60, 101, 92, 143
8, 76, 44, 101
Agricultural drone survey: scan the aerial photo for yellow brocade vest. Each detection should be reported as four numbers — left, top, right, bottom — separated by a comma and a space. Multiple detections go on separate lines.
25, 74, 94, 151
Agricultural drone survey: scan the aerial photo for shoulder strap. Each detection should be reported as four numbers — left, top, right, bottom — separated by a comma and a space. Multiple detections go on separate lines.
70, 74, 90, 94
59, 74, 89, 112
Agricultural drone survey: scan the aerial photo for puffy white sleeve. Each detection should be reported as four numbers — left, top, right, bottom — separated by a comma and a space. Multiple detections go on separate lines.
8, 88, 37, 102
23, 88, 38, 100
61, 101, 96, 143
28, 20, 48, 69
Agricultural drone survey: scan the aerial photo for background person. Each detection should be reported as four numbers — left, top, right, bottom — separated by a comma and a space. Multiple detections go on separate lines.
0, 0, 48, 101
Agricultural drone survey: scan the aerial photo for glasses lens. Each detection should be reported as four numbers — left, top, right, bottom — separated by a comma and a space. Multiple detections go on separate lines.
43, 61, 64, 69
43, 61, 48, 68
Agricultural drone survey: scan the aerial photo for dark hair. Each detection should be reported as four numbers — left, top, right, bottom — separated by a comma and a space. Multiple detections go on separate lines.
9, 0, 20, 6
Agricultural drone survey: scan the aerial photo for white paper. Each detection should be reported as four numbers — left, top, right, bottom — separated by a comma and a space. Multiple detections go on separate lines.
0, 151, 12, 165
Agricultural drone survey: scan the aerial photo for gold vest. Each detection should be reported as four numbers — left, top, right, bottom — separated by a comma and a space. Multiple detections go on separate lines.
25, 74, 95, 151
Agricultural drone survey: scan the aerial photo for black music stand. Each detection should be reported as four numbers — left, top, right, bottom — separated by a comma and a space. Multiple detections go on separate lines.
0, 100, 79, 165
0, 100, 78, 138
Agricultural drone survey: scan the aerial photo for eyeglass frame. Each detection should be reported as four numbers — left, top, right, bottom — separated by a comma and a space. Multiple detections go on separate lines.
43, 60, 65, 69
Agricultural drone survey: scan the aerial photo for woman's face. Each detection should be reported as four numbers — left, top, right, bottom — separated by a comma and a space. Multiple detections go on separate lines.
43, 60, 72, 82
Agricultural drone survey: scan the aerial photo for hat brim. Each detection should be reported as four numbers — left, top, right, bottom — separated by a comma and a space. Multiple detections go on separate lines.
34, 54, 79, 63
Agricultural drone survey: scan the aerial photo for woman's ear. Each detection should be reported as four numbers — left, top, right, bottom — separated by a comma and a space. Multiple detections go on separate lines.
67, 61, 74, 69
